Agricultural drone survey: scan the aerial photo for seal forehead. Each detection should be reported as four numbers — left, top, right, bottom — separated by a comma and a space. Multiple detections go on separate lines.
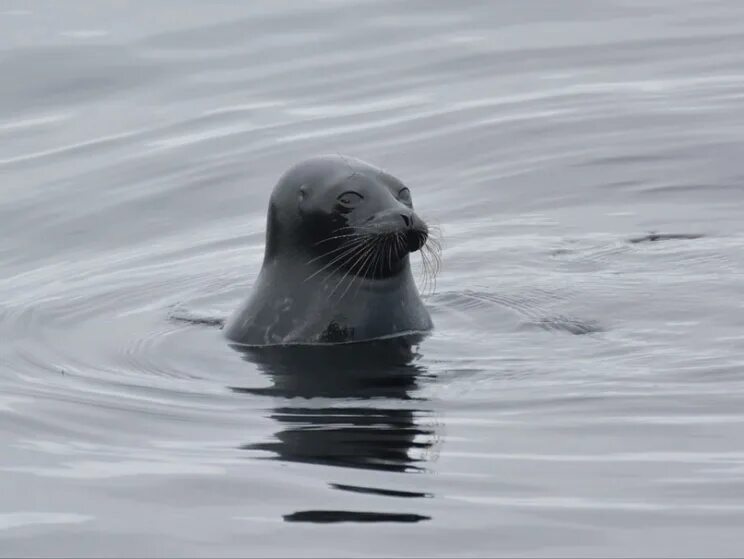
274, 155, 356, 196
273, 156, 400, 206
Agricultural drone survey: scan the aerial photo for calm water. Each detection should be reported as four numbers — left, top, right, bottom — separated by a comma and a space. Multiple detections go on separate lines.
2, 1, 744, 556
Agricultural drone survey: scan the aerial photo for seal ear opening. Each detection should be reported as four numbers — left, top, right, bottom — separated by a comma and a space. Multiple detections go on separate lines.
298, 184, 308, 215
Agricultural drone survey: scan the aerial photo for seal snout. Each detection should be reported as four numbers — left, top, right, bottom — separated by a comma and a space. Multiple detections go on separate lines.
367, 209, 428, 254
401, 210, 428, 253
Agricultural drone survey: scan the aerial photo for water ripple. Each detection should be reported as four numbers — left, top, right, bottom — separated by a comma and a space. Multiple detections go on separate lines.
3, 1, 744, 555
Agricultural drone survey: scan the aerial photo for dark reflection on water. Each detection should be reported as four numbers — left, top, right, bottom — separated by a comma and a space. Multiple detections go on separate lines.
329, 483, 432, 499
284, 510, 429, 524
245, 406, 432, 474
229, 336, 436, 523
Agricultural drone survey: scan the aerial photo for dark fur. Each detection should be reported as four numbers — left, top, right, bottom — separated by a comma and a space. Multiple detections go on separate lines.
225, 155, 434, 346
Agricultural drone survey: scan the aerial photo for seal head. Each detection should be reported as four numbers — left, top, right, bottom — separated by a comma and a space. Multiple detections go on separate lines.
224, 155, 433, 346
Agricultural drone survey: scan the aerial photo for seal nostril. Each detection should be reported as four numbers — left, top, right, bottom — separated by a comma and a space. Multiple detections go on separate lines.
400, 213, 411, 227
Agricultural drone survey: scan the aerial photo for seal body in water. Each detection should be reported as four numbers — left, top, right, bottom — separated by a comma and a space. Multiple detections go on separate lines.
225, 155, 433, 346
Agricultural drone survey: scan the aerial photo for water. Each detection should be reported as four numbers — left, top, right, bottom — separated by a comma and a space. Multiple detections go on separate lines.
2, 1, 744, 556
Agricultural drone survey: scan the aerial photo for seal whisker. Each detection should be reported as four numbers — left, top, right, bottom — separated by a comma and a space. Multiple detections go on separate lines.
308, 239, 368, 276
393, 232, 403, 270
427, 239, 442, 272
367, 237, 381, 278
306, 237, 368, 265
391, 234, 398, 269
320, 242, 372, 284
375, 236, 387, 271
313, 232, 367, 246
328, 241, 377, 300
352, 242, 380, 299
423, 247, 437, 296
427, 242, 440, 268
304, 237, 371, 281
319, 237, 376, 284
380, 236, 393, 270
313, 223, 381, 246
424, 242, 441, 295
364, 238, 382, 277
419, 245, 431, 296
340, 240, 379, 301
410, 233, 429, 296
416, 227, 442, 298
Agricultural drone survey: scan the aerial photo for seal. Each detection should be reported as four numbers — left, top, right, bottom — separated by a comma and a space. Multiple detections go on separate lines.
224, 155, 434, 346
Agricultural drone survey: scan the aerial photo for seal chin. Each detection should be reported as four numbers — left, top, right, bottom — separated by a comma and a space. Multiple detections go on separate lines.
405, 228, 428, 253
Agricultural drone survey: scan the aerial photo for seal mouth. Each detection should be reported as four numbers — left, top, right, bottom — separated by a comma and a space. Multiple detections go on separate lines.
309, 226, 426, 281
356, 226, 429, 279
308, 203, 436, 284
406, 229, 428, 253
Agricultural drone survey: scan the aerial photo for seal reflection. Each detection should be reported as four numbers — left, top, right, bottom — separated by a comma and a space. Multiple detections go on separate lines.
230, 335, 437, 523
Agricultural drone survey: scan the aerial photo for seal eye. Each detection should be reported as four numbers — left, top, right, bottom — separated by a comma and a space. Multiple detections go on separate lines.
337, 191, 363, 208
398, 187, 412, 205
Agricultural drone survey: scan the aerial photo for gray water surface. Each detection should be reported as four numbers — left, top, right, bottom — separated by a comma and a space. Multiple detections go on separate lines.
2, 1, 744, 557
